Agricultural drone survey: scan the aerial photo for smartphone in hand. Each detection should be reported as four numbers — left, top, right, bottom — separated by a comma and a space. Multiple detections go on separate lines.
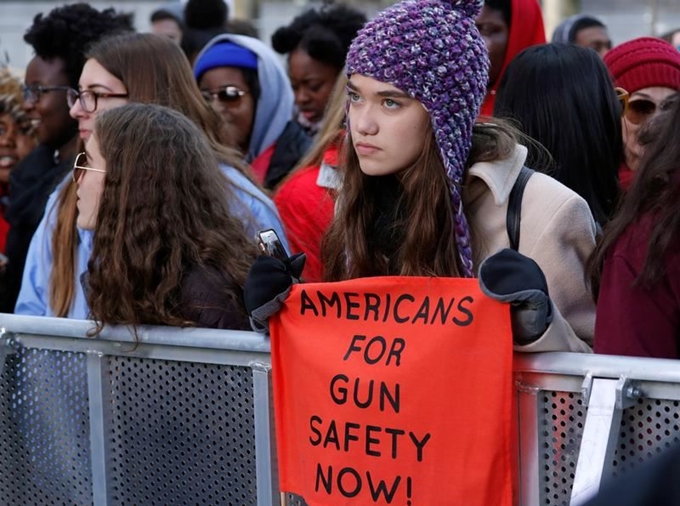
257, 229, 289, 261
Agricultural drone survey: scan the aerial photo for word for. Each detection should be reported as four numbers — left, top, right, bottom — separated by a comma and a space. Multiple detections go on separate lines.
343, 335, 405, 366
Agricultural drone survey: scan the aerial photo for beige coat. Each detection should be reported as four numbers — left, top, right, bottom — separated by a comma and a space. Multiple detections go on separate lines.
465, 145, 595, 353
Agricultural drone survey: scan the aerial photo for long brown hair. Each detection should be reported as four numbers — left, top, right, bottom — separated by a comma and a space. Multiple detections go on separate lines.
589, 93, 680, 298
50, 33, 255, 316
87, 103, 257, 333
322, 118, 518, 281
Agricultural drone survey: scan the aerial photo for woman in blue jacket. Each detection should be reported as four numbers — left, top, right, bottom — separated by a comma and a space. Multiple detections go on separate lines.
15, 33, 288, 319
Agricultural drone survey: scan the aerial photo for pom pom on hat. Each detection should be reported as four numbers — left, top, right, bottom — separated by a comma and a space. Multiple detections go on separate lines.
604, 36, 680, 94
346, 0, 489, 276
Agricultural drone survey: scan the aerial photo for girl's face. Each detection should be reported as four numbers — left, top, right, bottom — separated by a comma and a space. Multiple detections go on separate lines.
0, 113, 36, 183
474, 5, 508, 88
622, 86, 676, 171
22, 56, 74, 148
288, 48, 339, 125
199, 66, 255, 155
70, 58, 129, 142
347, 74, 430, 177
75, 134, 107, 230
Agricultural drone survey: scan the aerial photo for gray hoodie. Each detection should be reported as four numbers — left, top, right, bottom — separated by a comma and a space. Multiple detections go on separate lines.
194, 34, 295, 163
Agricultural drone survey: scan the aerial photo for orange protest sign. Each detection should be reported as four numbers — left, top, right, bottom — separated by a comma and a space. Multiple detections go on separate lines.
270, 276, 513, 506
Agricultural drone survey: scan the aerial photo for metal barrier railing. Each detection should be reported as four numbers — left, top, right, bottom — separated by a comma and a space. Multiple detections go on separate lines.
1, 314, 680, 506
0, 314, 277, 506
515, 352, 680, 506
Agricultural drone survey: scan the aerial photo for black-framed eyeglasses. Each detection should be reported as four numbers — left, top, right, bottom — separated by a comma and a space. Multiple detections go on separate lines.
73, 152, 106, 183
200, 86, 248, 105
22, 85, 72, 104
66, 88, 129, 113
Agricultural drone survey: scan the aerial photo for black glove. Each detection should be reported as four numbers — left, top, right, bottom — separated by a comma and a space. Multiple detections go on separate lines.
478, 248, 553, 345
244, 253, 306, 330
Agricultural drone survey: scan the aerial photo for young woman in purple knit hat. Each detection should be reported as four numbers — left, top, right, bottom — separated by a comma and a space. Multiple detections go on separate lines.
246, 0, 596, 352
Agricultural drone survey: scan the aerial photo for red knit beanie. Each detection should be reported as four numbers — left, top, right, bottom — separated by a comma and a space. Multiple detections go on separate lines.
604, 36, 680, 94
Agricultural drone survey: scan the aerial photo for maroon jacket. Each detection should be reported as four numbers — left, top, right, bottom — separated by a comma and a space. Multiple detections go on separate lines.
180, 267, 250, 330
595, 214, 680, 358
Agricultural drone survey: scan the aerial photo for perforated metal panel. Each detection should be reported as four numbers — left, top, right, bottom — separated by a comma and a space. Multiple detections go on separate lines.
0, 347, 92, 505
285, 492, 308, 505
614, 398, 680, 476
107, 356, 257, 505
539, 391, 587, 506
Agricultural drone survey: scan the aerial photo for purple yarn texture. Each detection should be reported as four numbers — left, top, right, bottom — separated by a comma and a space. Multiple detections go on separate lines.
346, 0, 489, 277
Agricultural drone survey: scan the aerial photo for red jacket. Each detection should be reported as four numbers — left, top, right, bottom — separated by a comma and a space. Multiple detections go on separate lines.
480, 0, 546, 117
618, 162, 635, 192
595, 214, 680, 358
274, 145, 339, 282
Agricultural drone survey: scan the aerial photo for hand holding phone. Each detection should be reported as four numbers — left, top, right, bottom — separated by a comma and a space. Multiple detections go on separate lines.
257, 229, 289, 261
246, 230, 306, 329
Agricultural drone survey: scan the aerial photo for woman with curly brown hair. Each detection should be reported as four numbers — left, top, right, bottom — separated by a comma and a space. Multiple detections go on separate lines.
16, 33, 287, 319
76, 102, 257, 332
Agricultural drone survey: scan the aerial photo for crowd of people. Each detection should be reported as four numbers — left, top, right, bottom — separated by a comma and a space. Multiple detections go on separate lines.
0, 0, 679, 502
0, 1, 678, 357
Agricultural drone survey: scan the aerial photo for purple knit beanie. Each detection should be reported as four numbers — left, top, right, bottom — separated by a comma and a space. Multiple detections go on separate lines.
346, 0, 489, 277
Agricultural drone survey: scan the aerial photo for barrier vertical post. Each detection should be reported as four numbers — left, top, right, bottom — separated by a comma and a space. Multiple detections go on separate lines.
517, 380, 541, 506
88, 352, 111, 506
569, 376, 640, 506
252, 362, 280, 506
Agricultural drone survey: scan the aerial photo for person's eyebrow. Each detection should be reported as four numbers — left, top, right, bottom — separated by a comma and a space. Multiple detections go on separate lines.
630, 91, 655, 100
83, 83, 116, 92
347, 79, 411, 99
376, 89, 411, 99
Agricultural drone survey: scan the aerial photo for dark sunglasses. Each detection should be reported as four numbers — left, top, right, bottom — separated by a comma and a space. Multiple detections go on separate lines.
615, 87, 629, 118
625, 98, 661, 125
200, 86, 248, 105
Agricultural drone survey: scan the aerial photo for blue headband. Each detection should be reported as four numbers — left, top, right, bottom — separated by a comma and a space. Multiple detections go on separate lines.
194, 42, 258, 80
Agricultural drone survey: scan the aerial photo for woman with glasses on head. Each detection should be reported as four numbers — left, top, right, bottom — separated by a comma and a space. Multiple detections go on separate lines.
194, 34, 312, 190
0, 3, 132, 313
604, 37, 680, 191
16, 32, 287, 319
494, 43, 622, 228
74, 103, 257, 331
589, 93, 680, 358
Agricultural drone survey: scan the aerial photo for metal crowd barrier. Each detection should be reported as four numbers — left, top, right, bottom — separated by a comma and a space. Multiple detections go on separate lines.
516, 352, 680, 506
0, 314, 278, 506
1, 313, 680, 506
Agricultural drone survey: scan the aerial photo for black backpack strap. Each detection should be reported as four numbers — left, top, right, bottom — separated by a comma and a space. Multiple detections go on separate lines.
506, 166, 534, 251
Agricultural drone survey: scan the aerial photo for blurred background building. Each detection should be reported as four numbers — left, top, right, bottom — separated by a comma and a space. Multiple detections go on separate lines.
1, 0, 679, 72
